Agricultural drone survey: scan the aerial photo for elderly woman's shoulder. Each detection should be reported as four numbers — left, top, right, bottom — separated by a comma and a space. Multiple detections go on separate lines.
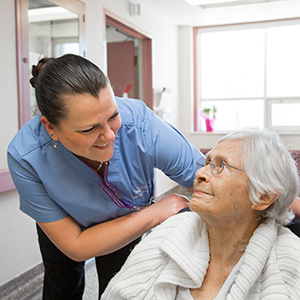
276, 226, 300, 291
278, 226, 300, 246
143, 210, 201, 242
277, 225, 300, 258
162, 209, 200, 228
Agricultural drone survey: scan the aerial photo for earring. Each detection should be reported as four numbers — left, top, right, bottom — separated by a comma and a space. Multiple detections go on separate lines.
53, 140, 58, 149
50, 132, 58, 149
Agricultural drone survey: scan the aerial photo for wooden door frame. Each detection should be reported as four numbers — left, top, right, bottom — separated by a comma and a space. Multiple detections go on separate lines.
104, 9, 153, 109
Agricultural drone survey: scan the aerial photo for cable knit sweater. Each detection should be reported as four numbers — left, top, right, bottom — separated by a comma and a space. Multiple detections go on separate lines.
102, 211, 300, 300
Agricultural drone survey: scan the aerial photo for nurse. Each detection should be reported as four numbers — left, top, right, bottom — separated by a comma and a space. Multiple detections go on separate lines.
7, 54, 204, 299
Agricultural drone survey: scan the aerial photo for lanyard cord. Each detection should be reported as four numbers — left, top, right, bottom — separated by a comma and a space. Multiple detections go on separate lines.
78, 156, 143, 210
96, 161, 155, 211
99, 161, 134, 209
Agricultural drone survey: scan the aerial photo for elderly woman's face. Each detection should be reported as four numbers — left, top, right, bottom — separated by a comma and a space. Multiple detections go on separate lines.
190, 140, 253, 225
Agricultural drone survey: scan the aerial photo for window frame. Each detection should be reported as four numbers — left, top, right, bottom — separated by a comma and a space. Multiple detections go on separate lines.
193, 17, 300, 133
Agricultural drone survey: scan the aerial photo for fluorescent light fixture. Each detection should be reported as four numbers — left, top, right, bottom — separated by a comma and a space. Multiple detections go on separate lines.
183, 0, 283, 7
184, 0, 242, 5
28, 7, 78, 23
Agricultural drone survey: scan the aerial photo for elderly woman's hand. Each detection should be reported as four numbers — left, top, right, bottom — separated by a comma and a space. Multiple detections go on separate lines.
150, 193, 189, 224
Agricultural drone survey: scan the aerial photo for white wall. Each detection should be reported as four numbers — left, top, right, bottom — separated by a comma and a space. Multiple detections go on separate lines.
0, 191, 41, 285
0, 0, 42, 287
0, 2, 18, 170
0, 0, 181, 286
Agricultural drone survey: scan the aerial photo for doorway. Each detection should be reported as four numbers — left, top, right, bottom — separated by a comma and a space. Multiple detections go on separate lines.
106, 25, 141, 100
105, 12, 153, 109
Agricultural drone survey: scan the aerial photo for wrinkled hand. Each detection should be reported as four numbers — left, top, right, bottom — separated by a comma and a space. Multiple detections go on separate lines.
149, 193, 189, 224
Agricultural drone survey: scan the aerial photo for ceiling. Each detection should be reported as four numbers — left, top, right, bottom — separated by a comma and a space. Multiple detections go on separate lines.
138, 0, 300, 26
28, 0, 300, 27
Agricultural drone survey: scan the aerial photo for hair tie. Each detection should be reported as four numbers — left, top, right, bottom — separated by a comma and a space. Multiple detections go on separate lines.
38, 63, 47, 75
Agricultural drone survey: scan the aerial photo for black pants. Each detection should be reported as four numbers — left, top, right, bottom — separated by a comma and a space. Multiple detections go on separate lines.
36, 224, 140, 299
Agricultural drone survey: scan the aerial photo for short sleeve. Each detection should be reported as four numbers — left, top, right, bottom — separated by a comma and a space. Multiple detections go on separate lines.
7, 153, 68, 223
143, 109, 205, 188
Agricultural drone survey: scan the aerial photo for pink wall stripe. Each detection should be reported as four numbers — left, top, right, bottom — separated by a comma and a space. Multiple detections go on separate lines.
0, 169, 15, 193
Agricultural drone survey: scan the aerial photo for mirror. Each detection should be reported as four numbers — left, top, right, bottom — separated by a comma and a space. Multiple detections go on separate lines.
28, 0, 80, 116
15, 0, 86, 126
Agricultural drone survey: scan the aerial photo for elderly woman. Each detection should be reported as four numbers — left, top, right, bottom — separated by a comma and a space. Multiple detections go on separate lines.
101, 129, 300, 300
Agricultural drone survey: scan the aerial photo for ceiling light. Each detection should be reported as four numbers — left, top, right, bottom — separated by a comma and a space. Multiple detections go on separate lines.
184, 0, 242, 5
183, 0, 284, 7
28, 7, 78, 22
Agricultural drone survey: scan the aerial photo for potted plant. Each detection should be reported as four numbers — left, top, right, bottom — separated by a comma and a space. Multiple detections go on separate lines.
201, 105, 217, 132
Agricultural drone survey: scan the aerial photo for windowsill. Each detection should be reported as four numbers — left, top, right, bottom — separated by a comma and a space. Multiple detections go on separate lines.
191, 131, 228, 135
191, 130, 300, 135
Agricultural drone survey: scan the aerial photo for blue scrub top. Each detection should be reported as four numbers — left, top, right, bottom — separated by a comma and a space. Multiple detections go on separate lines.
7, 97, 204, 229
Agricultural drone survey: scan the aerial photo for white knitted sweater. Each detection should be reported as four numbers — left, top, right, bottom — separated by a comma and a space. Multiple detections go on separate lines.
102, 211, 300, 300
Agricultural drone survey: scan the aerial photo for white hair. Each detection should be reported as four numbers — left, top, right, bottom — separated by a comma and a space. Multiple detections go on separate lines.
217, 128, 299, 225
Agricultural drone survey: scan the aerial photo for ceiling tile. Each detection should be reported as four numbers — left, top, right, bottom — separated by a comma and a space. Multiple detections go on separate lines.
137, 0, 300, 26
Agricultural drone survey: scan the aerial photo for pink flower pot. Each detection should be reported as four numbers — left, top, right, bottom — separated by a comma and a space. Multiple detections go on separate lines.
205, 118, 215, 132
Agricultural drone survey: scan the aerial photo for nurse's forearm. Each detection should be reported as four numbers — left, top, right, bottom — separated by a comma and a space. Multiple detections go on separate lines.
37, 193, 188, 262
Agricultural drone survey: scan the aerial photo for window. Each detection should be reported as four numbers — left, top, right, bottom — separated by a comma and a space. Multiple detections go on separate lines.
194, 18, 300, 132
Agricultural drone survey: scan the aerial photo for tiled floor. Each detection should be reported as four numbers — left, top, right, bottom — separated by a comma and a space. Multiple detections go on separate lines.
0, 264, 44, 300
0, 185, 192, 300
0, 260, 97, 300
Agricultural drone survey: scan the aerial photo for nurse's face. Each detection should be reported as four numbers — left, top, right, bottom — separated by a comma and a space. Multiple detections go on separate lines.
42, 85, 121, 167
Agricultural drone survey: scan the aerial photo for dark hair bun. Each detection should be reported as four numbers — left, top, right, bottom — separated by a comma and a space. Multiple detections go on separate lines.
30, 57, 54, 89
30, 65, 39, 88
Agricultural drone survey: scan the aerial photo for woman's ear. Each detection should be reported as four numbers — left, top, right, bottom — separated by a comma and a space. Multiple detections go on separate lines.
251, 193, 280, 211
41, 116, 57, 140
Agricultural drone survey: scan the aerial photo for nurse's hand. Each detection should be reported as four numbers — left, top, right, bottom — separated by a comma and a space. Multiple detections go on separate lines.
150, 193, 189, 224
37, 193, 189, 262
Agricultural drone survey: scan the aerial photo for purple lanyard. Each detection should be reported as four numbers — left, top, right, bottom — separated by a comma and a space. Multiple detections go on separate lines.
91, 161, 155, 210
96, 161, 134, 209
